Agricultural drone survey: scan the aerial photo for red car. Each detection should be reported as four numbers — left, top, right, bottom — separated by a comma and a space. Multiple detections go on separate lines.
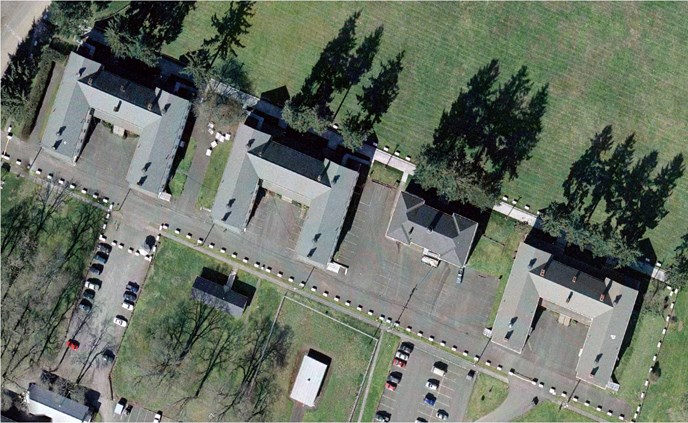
393, 357, 407, 368
66, 339, 79, 350
385, 381, 397, 392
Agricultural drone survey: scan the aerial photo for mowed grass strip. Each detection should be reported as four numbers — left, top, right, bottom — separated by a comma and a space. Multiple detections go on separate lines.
270, 297, 377, 422
369, 162, 403, 188
196, 138, 232, 209
640, 289, 688, 422
111, 239, 283, 421
163, 2, 687, 259
464, 373, 509, 421
468, 213, 530, 326
360, 332, 401, 422
515, 401, 593, 422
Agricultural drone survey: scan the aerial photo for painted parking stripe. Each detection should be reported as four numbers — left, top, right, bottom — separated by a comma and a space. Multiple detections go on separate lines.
437, 392, 453, 399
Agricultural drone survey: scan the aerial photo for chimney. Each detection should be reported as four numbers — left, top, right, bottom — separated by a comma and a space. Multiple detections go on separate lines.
120, 84, 126, 93
539, 268, 546, 277
147, 103, 153, 111
88, 77, 93, 85
503, 336, 509, 343
572, 275, 577, 283
599, 293, 605, 302
589, 371, 595, 378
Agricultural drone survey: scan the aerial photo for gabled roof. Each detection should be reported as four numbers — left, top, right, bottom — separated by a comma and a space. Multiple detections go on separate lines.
191, 276, 247, 317
27, 383, 91, 423
492, 242, 637, 389
386, 191, 478, 267
41, 52, 190, 196
211, 124, 358, 268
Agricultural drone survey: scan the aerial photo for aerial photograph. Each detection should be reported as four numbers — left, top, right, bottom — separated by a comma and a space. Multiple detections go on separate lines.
1, 1, 686, 422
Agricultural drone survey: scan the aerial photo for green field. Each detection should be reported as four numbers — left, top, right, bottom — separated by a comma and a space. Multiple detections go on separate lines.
162, 2, 687, 259
197, 138, 232, 209
369, 162, 403, 188
464, 373, 509, 421
360, 332, 400, 422
515, 401, 593, 422
640, 289, 688, 422
467, 214, 530, 326
270, 297, 377, 421
111, 239, 284, 421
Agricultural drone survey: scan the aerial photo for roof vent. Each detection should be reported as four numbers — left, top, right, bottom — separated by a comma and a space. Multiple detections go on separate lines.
539, 268, 546, 277
87, 77, 93, 85
572, 275, 577, 283
120, 84, 126, 92
147, 103, 153, 111
599, 293, 606, 302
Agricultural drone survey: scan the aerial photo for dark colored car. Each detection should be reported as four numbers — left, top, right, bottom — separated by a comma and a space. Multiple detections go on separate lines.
97, 242, 112, 254
424, 394, 436, 406
126, 281, 140, 294
93, 252, 108, 265
387, 372, 401, 384
102, 349, 115, 363
466, 369, 476, 381
82, 289, 96, 301
78, 299, 92, 313
89, 264, 103, 275
374, 411, 390, 422
67, 339, 79, 350
123, 291, 137, 303
399, 342, 414, 355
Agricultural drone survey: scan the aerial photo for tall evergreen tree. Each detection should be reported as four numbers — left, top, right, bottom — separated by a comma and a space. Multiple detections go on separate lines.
203, 1, 256, 67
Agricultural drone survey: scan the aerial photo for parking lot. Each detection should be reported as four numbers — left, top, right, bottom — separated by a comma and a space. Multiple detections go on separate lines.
377, 342, 476, 422
111, 404, 158, 422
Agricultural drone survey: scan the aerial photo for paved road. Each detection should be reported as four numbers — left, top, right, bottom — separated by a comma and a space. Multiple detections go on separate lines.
1, 0, 51, 74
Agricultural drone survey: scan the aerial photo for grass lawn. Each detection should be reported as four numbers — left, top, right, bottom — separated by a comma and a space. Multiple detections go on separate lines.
162, 2, 687, 260
360, 332, 401, 422
270, 297, 377, 422
467, 213, 530, 326
111, 239, 283, 421
369, 162, 403, 188
196, 138, 232, 210
515, 401, 593, 422
168, 137, 197, 197
640, 289, 688, 422
464, 373, 509, 421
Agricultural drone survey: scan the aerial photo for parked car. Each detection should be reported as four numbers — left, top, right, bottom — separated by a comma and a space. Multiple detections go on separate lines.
432, 362, 447, 376
466, 370, 476, 381
122, 301, 135, 311
392, 358, 407, 369
387, 372, 401, 384
423, 394, 436, 406
426, 379, 439, 390
113, 316, 128, 327
78, 299, 92, 313
114, 398, 127, 415
84, 278, 101, 290
66, 339, 79, 350
82, 289, 96, 301
97, 243, 112, 254
415, 419, 427, 423
123, 291, 137, 303
385, 381, 397, 392
399, 342, 414, 355
93, 252, 108, 265
89, 264, 103, 275
436, 410, 448, 420
395, 351, 409, 361
374, 411, 390, 422
126, 281, 140, 294
153, 411, 162, 423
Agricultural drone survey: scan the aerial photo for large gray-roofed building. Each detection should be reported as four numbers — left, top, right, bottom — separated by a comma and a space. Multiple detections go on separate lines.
41, 52, 191, 198
289, 354, 329, 407
211, 124, 358, 269
386, 191, 478, 267
26, 383, 92, 423
492, 242, 637, 389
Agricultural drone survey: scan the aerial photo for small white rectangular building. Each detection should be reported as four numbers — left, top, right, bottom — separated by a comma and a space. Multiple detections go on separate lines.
289, 355, 328, 407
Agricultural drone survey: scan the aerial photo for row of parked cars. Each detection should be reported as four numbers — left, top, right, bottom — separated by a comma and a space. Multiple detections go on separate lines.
375, 343, 415, 422
78, 243, 112, 314
423, 362, 450, 421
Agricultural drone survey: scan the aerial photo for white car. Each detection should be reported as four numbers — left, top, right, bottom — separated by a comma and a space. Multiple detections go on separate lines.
121, 301, 135, 311
113, 316, 128, 327
395, 351, 409, 361
153, 411, 162, 422
84, 280, 100, 290
426, 379, 439, 390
